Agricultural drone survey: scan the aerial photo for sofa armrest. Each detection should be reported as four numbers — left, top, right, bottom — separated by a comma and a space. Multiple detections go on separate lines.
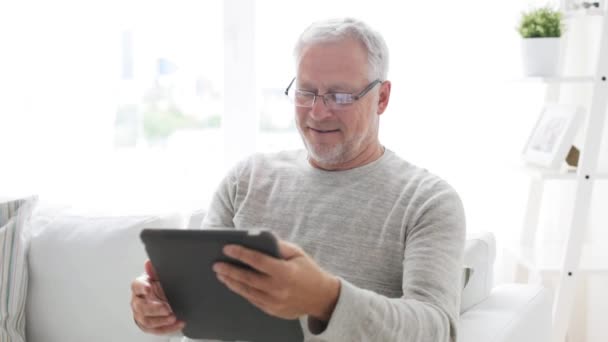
459, 284, 552, 342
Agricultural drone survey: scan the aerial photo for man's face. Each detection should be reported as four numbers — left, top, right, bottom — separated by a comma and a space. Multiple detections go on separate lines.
295, 38, 388, 169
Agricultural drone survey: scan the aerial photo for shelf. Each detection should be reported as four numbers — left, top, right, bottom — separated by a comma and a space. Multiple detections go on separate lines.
564, 8, 605, 19
505, 242, 608, 275
520, 165, 608, 180
514, 76, 596, 83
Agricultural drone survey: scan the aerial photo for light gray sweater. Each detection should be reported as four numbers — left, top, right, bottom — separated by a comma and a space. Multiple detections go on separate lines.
188, 148, 465, 342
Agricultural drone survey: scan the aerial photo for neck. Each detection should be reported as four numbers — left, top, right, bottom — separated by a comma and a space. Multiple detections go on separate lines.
309, 142, 385, 171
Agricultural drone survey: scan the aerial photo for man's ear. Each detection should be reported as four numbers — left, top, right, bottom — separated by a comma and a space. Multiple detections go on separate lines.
377, 81, 391, 115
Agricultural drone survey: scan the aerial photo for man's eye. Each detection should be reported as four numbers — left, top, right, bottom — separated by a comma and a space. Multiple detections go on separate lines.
332, 93, 353, 104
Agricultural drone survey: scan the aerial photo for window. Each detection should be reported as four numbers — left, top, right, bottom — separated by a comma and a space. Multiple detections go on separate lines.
0, 1, 225, 211
111, 2, 225, 210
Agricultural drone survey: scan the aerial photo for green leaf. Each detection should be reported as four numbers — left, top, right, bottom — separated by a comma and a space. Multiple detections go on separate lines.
518, 6, 563, 38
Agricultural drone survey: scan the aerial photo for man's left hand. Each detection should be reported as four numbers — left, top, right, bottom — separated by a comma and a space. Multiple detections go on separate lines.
212, 239, 340, 321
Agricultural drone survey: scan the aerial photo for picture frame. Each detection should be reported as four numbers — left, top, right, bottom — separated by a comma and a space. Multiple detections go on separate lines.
522, 104, 584, 169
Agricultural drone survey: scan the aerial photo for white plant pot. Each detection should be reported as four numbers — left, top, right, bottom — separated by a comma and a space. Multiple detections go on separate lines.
521, 37, 561, 77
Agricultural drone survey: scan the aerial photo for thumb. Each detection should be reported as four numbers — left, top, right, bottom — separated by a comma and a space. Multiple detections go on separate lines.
145, 260, 168, 301
144, 259, 158, 281
279, 240, 303, 260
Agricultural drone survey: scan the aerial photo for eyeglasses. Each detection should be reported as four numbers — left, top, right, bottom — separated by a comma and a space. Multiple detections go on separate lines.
284, 77, 382, 110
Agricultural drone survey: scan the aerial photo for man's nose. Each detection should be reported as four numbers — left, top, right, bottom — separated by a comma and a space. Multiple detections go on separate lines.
309, 95, 332, 120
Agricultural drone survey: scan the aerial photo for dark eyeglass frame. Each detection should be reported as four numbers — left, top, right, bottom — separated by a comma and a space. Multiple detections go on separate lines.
284, 77, 382, 108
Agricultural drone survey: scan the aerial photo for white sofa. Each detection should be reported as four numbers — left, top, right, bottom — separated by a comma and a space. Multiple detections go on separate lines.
20, 204, 551, 342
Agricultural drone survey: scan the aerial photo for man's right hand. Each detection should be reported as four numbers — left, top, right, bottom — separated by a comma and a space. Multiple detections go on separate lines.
131, 260, 186, 334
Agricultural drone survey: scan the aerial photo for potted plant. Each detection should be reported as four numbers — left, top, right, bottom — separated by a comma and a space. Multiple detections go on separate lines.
518, 7, 564, 76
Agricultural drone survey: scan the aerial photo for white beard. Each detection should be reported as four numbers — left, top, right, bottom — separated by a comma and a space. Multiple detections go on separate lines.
297, 112, 379, 167
303, 139, 349, 166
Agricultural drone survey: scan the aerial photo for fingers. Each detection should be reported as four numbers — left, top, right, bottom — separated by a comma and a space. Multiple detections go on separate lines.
133, 261, 168, 302
150, 279, 168, 302
217, 273, 272, 306
132, 261, 182, 335
145, 320, 186, 335
145, 259, 158, 281
278, 240, 303, 259
136, 312, 177, 328
132, 276, 151, 298
213, 262, 270, 291
132, 275, 168, 301
131, 295, 173, 316
135, 313, 185, 335
132, 295, 184, 335
223, 245, 283, 274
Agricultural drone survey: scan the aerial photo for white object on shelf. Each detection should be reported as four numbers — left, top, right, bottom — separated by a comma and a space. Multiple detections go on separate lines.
521, 38, 562, 77
522, 104, 585, 169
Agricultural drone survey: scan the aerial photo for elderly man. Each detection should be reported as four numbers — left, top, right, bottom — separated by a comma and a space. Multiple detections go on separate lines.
131, 17, 465, 342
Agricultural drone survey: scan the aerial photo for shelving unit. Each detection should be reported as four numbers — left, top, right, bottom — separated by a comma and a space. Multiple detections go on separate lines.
564, 7, 605, 18
505, 2, 608, 341
521, 165, 608, 179
518, 76, 596, 83
509, 242, 608, 275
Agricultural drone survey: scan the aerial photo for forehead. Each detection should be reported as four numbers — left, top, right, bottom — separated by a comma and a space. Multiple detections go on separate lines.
296, 38, 369, 88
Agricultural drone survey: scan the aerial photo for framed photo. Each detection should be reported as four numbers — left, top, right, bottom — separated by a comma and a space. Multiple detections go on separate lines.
522, 104, 584, 169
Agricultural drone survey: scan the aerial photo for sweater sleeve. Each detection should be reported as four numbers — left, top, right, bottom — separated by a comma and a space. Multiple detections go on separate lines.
302, 182, 466, 342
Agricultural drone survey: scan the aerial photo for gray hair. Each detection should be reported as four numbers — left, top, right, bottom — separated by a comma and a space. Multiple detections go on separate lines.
294, 18, 389, 81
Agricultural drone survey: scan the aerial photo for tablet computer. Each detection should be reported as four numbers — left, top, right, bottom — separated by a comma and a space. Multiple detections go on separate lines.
140, 228, 304, 341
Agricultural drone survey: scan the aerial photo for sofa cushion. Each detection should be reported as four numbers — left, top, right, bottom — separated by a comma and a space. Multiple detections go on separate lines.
188, 208, 207, 229
26, 208, 186, 342
461, 232, 496, 313
459, 284, 552, 342
0, 196, 37, 342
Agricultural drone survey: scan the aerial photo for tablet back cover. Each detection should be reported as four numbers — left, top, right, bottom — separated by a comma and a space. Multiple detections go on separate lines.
141, 229, 304, 342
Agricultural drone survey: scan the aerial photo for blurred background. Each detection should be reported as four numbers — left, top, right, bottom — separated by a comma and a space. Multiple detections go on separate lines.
0, 0, 537, 216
